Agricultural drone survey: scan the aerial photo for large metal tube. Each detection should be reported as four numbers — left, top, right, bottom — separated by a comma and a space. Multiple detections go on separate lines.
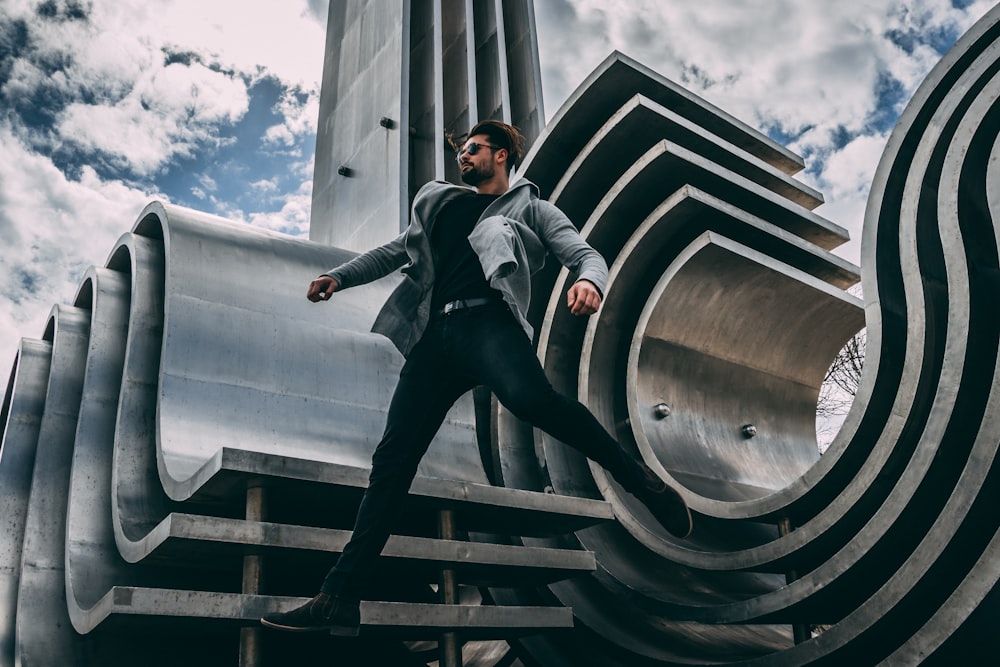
130, 203, 486, 501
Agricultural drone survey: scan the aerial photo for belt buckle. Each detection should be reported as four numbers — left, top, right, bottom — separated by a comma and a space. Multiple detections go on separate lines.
443, 300, 462, 315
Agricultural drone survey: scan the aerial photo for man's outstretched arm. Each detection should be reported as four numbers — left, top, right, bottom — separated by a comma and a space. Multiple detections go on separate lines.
306, 232, 408, 303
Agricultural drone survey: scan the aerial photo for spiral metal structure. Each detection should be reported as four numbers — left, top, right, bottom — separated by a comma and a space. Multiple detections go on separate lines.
2, 6, 999, 666
486, 9, 999, 665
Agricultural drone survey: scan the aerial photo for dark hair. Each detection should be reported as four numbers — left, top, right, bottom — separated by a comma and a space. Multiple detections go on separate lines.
459, 119, 525, 173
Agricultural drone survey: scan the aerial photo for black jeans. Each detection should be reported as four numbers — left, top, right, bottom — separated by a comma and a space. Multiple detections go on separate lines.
320, 303, 645, 598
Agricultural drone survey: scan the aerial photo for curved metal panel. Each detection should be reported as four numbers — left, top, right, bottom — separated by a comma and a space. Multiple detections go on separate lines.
63, 267, 134, 633
619, 235, 858, 500
105, 234, 178, 560
521, 52, 806, 200
0, 339, 51, 667
884, 115, 1000, 666
487, 6, 1000, 664
130, 202, 487, 501
547, 94, 824, 224
14, 306, 90, 665
775, 45, 1000, 667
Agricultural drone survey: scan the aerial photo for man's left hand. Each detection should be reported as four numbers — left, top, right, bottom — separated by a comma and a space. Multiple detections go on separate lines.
567, 280, 601, 316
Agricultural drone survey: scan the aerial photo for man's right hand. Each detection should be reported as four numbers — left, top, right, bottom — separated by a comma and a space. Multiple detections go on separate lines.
307, 275, 340, 302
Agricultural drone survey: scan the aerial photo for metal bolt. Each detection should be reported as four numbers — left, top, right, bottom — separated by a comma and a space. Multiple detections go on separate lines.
742, 424, 757, 439
338, 165, 353, 177
653, 403, 671, 419
379, 116, 396, 129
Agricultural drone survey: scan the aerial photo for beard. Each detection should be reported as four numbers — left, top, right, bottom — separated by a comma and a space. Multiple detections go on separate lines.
460, 161, 494, 186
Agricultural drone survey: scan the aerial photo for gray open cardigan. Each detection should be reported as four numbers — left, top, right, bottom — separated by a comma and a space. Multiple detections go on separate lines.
325, 178, 609, 357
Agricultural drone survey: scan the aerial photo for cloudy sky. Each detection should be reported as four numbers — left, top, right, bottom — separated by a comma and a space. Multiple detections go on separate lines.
0, 0, 994, 365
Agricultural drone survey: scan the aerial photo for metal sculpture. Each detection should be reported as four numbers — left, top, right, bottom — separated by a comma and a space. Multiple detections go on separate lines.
2, 3, 999, 665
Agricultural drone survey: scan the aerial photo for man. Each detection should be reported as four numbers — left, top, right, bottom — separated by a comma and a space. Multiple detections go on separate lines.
261, 120, 691, 636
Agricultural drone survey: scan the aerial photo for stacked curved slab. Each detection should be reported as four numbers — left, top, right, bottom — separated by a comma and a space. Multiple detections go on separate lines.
481, 7, 1000, 666
1, 204, 612, 665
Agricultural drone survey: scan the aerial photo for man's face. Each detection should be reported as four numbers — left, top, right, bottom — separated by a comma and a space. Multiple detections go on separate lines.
457, 134, 501, 186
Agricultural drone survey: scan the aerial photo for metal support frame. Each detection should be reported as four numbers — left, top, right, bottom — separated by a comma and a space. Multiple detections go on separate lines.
239, 479, 267, 666
779, 517, 810, 645
437, 508, 462, 667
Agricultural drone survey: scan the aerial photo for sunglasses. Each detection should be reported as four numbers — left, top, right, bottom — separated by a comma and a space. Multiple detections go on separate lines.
455, 142, 500, 162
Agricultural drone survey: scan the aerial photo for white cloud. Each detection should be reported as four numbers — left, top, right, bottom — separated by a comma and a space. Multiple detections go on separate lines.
278, 89, 321, 136
56, 61, 250, 175
541, 2, 939, 136
535, 1, 994, 262
821, 133, 890, 202
148, 0, 327, 88
2, 0, 325, 173
263, 123, 296, 149
198, 174, 219, 192
0, 0, 329, 365
250, 178, 279, 193
4, 0, 329, 91
0, 122, 157, 358
805, 132, 891, 263
264, 88, 321, 150
244, 179, 313, 237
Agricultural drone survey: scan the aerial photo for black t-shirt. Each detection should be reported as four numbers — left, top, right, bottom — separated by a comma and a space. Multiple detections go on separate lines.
429, 192, 503, 309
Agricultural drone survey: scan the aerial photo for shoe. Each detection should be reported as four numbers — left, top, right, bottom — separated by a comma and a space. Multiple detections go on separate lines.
260, 593, 361, 636
631, 464, 693, 538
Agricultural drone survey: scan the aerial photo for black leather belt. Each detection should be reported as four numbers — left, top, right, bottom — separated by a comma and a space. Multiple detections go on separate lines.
439, 297, 496, 315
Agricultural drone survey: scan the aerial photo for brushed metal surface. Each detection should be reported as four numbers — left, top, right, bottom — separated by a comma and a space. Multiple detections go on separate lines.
132, 202, 486, 498
484, 8, 1000, 663
0, 339, 50, 667
521, 51, 807, 202
14, 306, 89, 665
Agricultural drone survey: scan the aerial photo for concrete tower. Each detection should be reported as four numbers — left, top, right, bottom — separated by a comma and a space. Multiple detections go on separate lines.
309, 0, 545, 251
